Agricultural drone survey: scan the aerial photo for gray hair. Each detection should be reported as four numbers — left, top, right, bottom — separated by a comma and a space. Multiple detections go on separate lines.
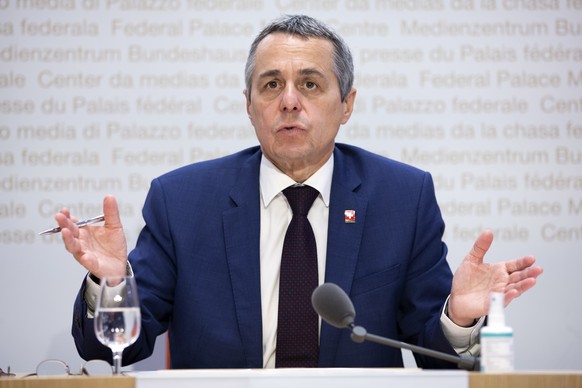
244, 15, 354, 102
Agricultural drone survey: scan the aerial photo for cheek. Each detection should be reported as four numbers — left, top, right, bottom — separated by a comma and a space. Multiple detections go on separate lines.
314, 104, 345, 130
249, 98, 269, 118
253, 104, 281, 133
248, 102, 263, 125
249, 109, 272, 140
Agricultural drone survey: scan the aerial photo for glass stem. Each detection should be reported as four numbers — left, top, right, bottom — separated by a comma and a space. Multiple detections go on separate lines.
112, 351, 122, 375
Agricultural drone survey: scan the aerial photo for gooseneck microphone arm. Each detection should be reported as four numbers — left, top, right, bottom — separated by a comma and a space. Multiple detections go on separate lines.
311, 283, 480, 371
348, 323, 479, 371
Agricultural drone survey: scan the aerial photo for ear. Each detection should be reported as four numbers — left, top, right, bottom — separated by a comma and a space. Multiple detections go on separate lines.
243, 89, 251, 116
340, 88, 357, 125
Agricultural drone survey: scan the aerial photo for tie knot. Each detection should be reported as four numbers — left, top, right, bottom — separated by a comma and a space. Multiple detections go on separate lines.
283, 185, 319, 217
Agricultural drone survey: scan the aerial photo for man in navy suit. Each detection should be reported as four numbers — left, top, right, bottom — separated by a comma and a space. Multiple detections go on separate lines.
57, 15, 542, 369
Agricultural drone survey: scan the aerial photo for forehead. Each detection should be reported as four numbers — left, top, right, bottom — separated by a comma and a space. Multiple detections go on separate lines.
253, 33, 335, 75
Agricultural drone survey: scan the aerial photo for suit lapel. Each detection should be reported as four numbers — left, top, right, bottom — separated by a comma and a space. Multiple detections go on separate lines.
222, 150, 264, 367
220, 146, 368, 367
320, 146, 368, 365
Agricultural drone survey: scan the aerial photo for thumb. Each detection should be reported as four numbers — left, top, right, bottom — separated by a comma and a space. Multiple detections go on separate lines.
103, 194, 122, 228
466, 229, 494, 264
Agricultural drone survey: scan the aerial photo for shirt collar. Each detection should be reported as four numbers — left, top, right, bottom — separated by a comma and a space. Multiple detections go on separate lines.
260, 152, 334, 208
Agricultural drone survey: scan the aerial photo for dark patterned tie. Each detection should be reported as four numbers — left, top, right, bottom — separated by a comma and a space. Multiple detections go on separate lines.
275, 185, 320, 368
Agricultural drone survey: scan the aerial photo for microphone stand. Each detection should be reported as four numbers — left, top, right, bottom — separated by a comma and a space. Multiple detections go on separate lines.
349, 324, 480, 371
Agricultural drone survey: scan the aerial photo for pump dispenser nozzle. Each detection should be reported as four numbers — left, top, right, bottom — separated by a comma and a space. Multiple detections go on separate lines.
480, 292, 514, 372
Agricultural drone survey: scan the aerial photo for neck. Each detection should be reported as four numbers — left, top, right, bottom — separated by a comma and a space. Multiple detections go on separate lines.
267, 153, 332, 183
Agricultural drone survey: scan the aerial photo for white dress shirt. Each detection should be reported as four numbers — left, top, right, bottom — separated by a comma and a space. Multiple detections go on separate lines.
259, 155, 333, 368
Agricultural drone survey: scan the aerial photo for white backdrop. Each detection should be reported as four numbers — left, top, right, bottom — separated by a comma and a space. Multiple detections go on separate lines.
1, 1, 581, 374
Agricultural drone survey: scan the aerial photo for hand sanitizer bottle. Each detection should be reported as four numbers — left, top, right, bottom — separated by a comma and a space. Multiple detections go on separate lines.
480, 292, 514, 372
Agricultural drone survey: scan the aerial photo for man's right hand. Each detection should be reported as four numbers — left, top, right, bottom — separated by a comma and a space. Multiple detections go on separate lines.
55, 194, 128, 279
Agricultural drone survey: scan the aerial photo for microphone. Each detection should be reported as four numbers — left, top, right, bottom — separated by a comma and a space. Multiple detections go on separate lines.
311, 283, 480, 371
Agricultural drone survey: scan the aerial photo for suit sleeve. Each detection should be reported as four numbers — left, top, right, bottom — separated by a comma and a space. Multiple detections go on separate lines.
398, 172, 459, 369
71, 177, 175, 365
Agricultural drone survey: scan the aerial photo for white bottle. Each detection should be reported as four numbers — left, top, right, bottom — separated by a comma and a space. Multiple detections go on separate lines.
480, 292, 514, 372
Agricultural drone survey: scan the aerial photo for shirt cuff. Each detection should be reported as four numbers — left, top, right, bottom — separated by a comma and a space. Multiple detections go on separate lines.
440, 295, 484, 356
84, 274, 99, 319
84, 262, 134, 319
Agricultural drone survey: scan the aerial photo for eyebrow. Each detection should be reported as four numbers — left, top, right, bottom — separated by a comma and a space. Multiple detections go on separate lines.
257, 68, 326, 80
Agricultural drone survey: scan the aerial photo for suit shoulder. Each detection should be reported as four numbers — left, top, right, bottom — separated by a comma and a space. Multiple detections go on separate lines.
335, 143, 428, 179
156, 146, 261, 183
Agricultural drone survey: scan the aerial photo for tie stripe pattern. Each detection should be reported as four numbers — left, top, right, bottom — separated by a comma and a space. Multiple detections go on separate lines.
275, 185, 320, 368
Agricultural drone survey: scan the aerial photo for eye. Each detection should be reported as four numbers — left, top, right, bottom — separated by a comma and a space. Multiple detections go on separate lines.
305, 81, 317, 90
266, 80, 279, 89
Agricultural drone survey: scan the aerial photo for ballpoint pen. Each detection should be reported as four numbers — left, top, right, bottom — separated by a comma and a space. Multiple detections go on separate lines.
38, 215, 105, 235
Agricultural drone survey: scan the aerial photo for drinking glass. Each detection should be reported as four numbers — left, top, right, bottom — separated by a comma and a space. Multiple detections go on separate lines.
94, 275, 141, 374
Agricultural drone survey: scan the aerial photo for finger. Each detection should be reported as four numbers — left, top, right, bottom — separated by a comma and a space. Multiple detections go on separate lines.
505, 255, 536, 274
466, 229, 494, 264
507, 264, 543, 284
55, 211, 79, 237
59, 208, 80, 224
60, 226, 82, 257
55, 209, 70, 225
56, 209, 98, 273
60, 208, 71, 219
504, 277, 538, 306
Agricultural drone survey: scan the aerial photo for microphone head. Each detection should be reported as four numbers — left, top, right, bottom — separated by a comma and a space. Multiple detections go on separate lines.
311, 283, 355, 328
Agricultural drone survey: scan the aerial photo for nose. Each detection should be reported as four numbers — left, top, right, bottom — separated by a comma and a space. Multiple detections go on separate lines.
279, 85, 302, 112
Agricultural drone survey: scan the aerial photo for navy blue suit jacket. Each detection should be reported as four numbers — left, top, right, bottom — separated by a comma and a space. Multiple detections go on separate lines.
72, 144, 458, 369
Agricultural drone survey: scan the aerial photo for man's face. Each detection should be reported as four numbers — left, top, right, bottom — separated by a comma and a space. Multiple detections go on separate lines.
245, 33, 356, 181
